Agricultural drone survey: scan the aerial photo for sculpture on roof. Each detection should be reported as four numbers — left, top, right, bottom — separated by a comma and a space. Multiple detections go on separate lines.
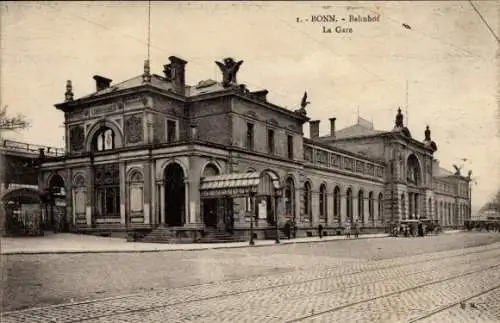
215, 57, 244, 88
395, 107, 403, 128
424, 125, 431, 141
65, 80, 74, 102
295, 91, 310, 116
423, 125, 438, 152
453, 164, 462, 176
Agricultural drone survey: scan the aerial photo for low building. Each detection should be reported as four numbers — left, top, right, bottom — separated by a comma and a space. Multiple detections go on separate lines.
36, 56, 471, 241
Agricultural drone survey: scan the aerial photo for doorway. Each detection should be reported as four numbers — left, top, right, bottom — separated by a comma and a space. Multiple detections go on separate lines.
164, 163, 185, 226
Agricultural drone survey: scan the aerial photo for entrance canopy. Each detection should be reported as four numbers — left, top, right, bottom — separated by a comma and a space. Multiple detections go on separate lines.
200, 172, 279, 198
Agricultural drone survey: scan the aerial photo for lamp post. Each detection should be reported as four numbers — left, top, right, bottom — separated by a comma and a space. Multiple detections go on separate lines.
249, 192, 255, 246
274, 186, 283, 244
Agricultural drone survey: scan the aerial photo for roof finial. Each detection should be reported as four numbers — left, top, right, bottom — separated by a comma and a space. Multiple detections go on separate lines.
395, 107, 404, 127
425, 125, 431, 141
143, 59, 151, 83
65, 80, 74, 102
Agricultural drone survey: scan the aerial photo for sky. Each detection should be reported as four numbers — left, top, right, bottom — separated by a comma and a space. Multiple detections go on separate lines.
1, 1, 499, 208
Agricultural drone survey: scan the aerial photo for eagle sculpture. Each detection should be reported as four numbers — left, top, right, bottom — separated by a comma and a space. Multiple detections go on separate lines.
215, 58, 244, 88
453, 164, 461, 175
301, 91, 311, 109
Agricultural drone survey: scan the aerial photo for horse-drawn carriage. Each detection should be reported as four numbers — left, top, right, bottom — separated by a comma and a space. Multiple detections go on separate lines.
390, 219, 441, 237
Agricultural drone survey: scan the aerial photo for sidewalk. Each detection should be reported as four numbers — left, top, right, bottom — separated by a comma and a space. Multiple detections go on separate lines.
0, 230, 462, 255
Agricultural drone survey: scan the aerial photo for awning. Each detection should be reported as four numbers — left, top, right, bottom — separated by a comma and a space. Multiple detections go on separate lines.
200, 172, 279, 198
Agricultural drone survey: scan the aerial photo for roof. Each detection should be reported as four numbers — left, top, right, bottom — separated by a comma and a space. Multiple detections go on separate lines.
435, 166, 454, 178
77, 74, 233, 102
78, 74, 175, 100
319, 121, 385, 141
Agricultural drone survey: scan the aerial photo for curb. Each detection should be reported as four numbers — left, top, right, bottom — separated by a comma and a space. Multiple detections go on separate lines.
1, 234, 390, 255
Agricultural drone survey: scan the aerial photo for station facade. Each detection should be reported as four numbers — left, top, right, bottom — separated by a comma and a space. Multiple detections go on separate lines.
37, 56, 471, 240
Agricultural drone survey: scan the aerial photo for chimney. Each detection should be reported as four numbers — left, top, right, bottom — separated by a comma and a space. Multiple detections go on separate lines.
250, 90, 268, 101
164, 56, 187, 96
329, 117, 336, 137
93, 75, 112, 91
309, 120, 320, 139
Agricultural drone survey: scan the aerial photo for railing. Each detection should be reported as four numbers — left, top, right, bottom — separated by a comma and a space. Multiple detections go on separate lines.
1, 139, 65, 157
303, 143, 385, 179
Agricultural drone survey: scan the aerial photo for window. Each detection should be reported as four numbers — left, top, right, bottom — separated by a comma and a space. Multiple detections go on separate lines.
378, 193, 384, 223
319, 184, 327, 222
368, 192, 374, 222
267, 129, 275, 154
93, 127, 115, 152
304, 182, 312, 221
285, 178, 295, 219
333, 186, 341, 221
346, 188, 353, 223
287, 135, 294, 159
246, 123, 254, 150
401, 194, 406, 220
358, 190, 365, 223
94, 163, 120, 217
166, 119, 177, 143
129, 171, 144, 214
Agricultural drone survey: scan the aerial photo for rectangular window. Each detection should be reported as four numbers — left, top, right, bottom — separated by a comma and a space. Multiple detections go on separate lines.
246, 123, 254, 150
267, 129, 275, 154
166, 119, 177, 143
287, 135, 294, 159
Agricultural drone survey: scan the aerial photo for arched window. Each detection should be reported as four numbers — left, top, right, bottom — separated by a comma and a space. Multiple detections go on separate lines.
440, 201, 444, 224
285, 177, 295, 220
401, 193, 406, 220
346, 188, 353, 223
378, 193, 384, 223
93, 127, 115, 152
319, 184, 327, 222
304, 182, 312, 222
128, 170, 144, 214
333, 186, 341, 222
406, 154, 421, 185
368, 192, 374, 223
203, 163, 220, 177
358, 190, 365, 223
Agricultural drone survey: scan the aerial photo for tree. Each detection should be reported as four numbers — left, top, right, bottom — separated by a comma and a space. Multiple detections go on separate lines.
0, 105, 30, 131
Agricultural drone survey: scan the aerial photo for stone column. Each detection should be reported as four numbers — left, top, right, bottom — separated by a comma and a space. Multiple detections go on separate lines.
86, 166, 93, 227
143, 162, 151, 225
119, 162, 126, 225
160, 182, 165, 225
414, 193, 419, 218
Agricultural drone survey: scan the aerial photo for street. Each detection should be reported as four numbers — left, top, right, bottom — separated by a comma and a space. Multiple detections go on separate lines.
1, 232, 500, 322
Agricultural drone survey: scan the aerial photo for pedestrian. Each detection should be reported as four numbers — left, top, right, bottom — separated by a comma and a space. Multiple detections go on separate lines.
318, 224, 323, 239
418, 220, 424, 237
284, 221, 291, 240
354, 220, 360, 239
345, 222, 351, 239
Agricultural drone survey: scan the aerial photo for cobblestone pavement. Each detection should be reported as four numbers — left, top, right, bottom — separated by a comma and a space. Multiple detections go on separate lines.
1, 232, 500, 323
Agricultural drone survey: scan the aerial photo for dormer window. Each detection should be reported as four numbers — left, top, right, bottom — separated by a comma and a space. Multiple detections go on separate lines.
93, 127, 115, 152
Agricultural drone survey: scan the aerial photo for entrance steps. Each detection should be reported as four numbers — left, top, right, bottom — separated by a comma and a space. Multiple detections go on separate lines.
264, 228, 289, 240
140, 226, 193, 244
197, 229, 246, 243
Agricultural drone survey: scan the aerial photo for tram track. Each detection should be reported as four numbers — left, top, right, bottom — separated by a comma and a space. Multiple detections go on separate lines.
285, 263, 500, 323
2, 244, 500, 323
6, 245, 500, 323
407, 284, 500, 322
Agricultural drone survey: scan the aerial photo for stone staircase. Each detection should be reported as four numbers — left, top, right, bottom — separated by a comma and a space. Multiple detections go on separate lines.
264, 228, 289, 240
139, 226, 193, 244
197, 229, 247, 243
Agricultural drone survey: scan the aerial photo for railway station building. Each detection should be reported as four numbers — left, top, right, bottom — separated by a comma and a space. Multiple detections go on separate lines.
36, 56, 471, 241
